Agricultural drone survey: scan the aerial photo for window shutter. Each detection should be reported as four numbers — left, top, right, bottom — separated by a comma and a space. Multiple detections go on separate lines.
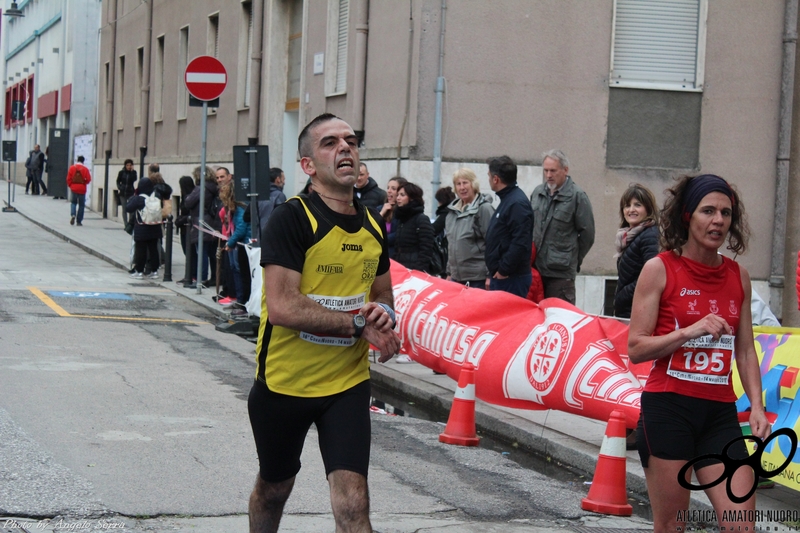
611, 0, 701, 89
335, 0, 349, 93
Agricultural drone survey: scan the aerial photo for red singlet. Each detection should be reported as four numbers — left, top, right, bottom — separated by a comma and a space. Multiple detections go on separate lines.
644, 251, 743, 402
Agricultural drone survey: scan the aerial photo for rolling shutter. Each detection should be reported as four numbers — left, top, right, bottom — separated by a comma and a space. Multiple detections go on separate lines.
611, 0, 702, 90
335, 0, 349, 93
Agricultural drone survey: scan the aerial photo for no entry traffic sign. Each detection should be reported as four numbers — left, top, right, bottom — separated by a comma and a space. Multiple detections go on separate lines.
184, 56, 227, 101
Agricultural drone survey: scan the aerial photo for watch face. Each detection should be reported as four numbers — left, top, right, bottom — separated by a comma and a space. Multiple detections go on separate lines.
354, 315, 366, 327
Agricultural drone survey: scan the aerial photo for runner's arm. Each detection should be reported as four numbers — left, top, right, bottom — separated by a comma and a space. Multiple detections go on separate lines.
735, 266, 770, 439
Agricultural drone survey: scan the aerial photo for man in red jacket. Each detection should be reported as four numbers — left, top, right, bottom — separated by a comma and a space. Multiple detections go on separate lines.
67, 156, 92, 226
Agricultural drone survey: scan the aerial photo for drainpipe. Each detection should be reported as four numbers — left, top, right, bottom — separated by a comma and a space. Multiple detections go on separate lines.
770, 0, 798, 319
396, 1, 413, 177
140, 0, 153, 167
430, 0, 446, 217
57, 0, 66, 129
32, 29, 40, 145
246, 0, 264, 143
246, 0, 264, 240
351, 0, 369, 135
104, 0, 117, 163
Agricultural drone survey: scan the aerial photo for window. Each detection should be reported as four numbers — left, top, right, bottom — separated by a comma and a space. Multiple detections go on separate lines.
609, 0, 707, 91
606, 0, 706, 168
238, 1, 253, 108
116, 55, 125, 128
135, 47, 143, 126
155, 36, 164, 121
178, 26, 189, 119
325, 0, 349, 96
208, 13, 220, 57
286, 0, 302, 110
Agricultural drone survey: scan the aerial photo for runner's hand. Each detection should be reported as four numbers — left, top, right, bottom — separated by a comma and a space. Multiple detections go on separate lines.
685, 313, 733, 340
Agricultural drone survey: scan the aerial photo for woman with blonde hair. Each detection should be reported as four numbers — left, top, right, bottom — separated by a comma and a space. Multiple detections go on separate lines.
444, 167, 494, 288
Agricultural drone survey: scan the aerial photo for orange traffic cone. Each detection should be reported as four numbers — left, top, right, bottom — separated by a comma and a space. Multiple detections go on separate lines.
439, 362, 480, 446
581, 409, 633, 516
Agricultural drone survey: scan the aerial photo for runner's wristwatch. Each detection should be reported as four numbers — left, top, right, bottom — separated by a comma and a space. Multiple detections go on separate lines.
352, 314, 367, 338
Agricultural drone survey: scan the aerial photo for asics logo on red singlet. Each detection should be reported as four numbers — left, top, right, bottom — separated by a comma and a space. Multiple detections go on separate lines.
680, 288, 701, 296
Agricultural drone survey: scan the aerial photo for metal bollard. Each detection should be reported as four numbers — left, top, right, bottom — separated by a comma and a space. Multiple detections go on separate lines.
163, 215, 173, 282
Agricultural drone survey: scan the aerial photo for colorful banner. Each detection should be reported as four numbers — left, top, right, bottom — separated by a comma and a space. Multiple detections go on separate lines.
733, 327, 800, 491
390, 262, 643, 429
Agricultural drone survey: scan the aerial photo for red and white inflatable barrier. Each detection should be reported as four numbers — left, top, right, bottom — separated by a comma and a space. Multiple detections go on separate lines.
390, 261, 644, 428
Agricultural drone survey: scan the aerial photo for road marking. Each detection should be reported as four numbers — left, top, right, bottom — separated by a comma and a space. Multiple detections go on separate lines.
48, 291, 132, 300
28, 286, 70, 317
27, 286, 207, 324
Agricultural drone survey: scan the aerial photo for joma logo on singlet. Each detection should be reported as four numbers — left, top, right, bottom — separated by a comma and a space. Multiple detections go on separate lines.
342, 243, 363, 252
680, 288, 701, 296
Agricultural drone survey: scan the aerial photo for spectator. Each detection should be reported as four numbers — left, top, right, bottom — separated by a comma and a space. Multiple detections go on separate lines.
66, 156, 92, 226
254, 167, 288, 242
530, 149, 595, 304
355, 163, 387, 210
126, 177, 164, 280
380, 176, 408, 257
444, 168, 494, 289
432, 185, 455, 237
27, 145, 47, 195
614, 183, 659, 318
116, 159, 138, 225
392, 182, 435, 273
484, 156, 533, 297
175, 176, 195, 285
219, 181, 251, 317
183, 165, 219, 289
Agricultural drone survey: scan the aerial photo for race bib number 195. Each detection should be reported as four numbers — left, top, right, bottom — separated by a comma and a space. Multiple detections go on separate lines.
666, 335, 734, 385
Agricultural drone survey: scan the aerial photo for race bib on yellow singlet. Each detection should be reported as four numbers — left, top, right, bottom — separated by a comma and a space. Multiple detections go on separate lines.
666, 334, 734, 385
299, 292, 366, 346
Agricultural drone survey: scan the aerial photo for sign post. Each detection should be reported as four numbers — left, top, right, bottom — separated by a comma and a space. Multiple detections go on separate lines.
184, 56, 227, 294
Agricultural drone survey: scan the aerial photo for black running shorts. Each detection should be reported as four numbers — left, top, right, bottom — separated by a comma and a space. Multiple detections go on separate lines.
637, 391, 748, 469
248, 378, 372, 483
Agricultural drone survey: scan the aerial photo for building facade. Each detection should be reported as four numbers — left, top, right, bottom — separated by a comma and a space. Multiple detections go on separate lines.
2, 0, 101, 181
95, 0, 799, 320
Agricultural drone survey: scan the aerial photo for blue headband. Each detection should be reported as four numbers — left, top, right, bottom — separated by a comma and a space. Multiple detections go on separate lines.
682, 174, 735, 223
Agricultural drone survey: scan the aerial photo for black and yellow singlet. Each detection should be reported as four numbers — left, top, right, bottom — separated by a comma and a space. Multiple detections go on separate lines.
255, 192, 389, 397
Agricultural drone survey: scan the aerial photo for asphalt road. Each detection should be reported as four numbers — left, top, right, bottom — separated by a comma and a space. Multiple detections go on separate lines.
0, 212, 649, 532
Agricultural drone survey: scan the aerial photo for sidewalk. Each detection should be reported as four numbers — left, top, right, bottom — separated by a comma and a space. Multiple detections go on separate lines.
4, 184, 798, 527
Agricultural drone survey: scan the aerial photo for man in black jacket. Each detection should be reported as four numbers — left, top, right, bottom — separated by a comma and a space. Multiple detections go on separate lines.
484, 156, 533, 297
116, 159, 137, 225
354, 163, 387, 210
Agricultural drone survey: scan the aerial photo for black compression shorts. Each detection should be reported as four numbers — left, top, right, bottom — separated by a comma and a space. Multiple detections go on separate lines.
248, 378, 372, 482
636, 391, 748, 469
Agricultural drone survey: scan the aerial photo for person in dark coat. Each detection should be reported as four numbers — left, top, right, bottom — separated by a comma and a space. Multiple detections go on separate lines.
126, 177, 164, 279
380, 176, 407, 258
484, 156, 533, 297
613, 183, 660, 318
355, 163, 387, 210
116, 159, 138, 225
174, 176, 196, 283
392, 182, 434, 272
182, 165, 219, 288
432, 186, 455, 237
